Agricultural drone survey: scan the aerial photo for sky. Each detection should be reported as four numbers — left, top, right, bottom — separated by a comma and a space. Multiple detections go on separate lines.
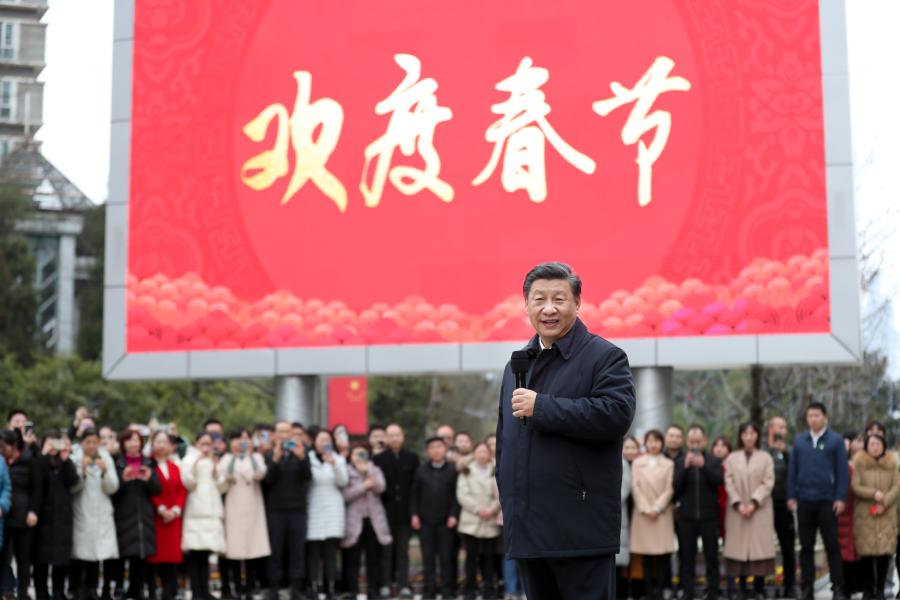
35, 0, 900, 377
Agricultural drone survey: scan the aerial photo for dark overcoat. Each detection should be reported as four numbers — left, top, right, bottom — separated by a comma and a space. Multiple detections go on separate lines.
113, 455, 162, 559
33, 454, 79, 565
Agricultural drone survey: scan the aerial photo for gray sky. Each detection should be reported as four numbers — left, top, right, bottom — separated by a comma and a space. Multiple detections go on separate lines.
36, 0, 900, 376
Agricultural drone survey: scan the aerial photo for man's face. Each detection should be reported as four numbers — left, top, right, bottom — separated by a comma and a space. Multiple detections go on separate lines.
768, 417, 788, 441
665, 427, 683, 452
806, 408, 826, 432
8, 413, 25, 431
436, 426, 454, 446
386, 425, 404, 451
454, 434, 473, 455
526, 279, 580, 346
368, 428, 386, 450
427, 441, 447, 463
274, 422, 292, 443
686, 429, 706, 451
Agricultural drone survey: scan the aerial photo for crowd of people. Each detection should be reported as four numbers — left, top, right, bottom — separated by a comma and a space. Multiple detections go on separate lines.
0, 402, 897, 600
0, 410, 512, 600
619, 402, 899, 600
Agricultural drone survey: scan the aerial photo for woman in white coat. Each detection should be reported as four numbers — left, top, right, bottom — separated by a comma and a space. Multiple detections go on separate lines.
70, 429, 119, 600
181, 432, 228, 600
456, 442, 501, 600
306, 429, 349, 600
223, 428, 270, 599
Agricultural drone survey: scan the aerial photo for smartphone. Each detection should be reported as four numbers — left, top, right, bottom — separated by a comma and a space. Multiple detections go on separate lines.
50, 439, 66, 451
239, 441, 249, 453
690, 447, 701, 455
324, 443, 334, 454
284, 439, 297, 451
24, 421, 34, 434
773, 433, 784, 443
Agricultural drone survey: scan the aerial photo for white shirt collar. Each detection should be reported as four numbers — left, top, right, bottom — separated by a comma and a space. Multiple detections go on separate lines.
539, 337, 549, 350
810, 427, 827, 447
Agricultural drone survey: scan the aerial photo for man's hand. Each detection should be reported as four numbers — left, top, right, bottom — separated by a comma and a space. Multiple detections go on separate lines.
272, 441, 283, 463
411, 515, 421, 530
447, 516, 458, 529
833, 500, 845, 515
26, 511, 37, 527
292, 443, 306, 460
512, 388, 537, 419
787, 499, 797, 512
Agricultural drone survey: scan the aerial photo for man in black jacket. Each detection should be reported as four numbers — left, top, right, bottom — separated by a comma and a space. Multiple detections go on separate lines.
411, 437, 460, 599
373, 423, 420, 599
673, 425, 723, 600
263, 420, 312, 600
496, 262, 636, 600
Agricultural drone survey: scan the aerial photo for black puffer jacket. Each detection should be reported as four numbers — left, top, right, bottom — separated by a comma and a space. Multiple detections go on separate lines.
6, 448, 42, 528
33, 454, 79, 565
496, 319, 636, 559
113, 455, 161, 559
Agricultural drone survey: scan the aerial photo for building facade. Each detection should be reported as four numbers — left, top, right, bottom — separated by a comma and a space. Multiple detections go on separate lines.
0, 0, 46, 160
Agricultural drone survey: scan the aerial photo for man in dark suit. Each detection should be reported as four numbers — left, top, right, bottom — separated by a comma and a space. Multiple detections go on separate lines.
373, 423, 420, 599
496, 262, 636, 600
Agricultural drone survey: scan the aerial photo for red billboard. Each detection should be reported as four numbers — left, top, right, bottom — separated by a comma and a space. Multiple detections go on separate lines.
125, 0, 830, 353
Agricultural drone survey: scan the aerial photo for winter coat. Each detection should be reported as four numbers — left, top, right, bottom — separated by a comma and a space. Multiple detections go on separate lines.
723, 450, 776, 562
496, 319, 636, 559
373, 448, 419, 527
410, 461, 460, 525
629, 454, 675, 555
306, 452, 349, 541
851, 451, 900, 556
457, 461, 501, 539
342, 463, 392, 548
5, 449, 41, 529
223, 452, 270, 560
148, 459, 187, 564
673, 451, 724, 521
113, 455, 162, 559
837, 461, 858, 562
71, 448, 120, 561
263, 451, 312, 512
0, 461, 10, 549
180, 450, 227, 554
616, 458, 631, 567
34, 454, 79, 565
787, 428, 849, 502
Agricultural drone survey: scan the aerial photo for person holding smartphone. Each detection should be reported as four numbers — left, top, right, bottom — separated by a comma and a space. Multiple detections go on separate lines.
306, 429, 349, 600
113, 428, 161, 600
0, 429, 39, 600
33, 430, 79, 600
70, 428, 120, 600
766, 416, 797, 598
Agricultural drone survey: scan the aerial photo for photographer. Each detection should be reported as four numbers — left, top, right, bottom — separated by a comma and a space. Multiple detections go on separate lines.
672, 425, 723, 600
33, 430, 79, 600
767, 416, 796, 598
71, 429, 120, 600
263, 421, 310, 600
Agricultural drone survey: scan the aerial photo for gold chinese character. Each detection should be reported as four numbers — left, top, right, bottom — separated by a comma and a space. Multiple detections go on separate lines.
472, 57, 596, 202
361, 54, 454, 207
240, 71, 348, 212
592, 56, 691, 207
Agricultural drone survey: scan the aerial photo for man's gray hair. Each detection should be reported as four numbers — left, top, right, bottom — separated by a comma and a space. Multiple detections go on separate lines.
522, 262, 582, 300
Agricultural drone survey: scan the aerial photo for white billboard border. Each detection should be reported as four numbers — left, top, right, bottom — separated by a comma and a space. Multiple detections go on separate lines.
103, 0, 860, 380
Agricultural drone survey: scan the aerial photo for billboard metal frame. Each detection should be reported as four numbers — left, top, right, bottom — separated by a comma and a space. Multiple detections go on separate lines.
103, 0, 860, 380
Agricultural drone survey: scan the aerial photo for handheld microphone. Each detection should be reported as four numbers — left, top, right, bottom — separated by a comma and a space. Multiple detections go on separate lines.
510, 350, 532, 424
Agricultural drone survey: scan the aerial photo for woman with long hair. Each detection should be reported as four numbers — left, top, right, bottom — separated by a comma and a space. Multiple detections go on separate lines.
456, 441, 501, 600
723, 423, 775, 600
629, 430, 675, 600
146, 431, 187, 600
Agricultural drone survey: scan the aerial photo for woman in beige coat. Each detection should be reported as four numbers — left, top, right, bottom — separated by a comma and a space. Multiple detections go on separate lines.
456, 442, 501, 600
723, 422, 775, 600
851, 434, 900, 600
630, 430, 674, 600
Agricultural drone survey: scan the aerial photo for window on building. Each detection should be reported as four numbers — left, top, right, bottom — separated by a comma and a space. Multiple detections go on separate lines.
0, 80, 13, 120
0, 22, 15, 60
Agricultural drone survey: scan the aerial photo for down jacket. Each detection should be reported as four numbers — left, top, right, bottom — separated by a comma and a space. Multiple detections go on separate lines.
181, 451, 227, 554
307, 452, 349, 541
113, 455, 162, 559
852, 450, 900, 556
71, 447, 120, 561
457, 461, 501, 539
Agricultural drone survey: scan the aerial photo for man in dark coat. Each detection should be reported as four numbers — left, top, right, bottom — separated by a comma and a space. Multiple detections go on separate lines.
672, 425, 723, 600
410, 436, 460, 599
373, 424, 420, 598
496, 262, 636, 600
